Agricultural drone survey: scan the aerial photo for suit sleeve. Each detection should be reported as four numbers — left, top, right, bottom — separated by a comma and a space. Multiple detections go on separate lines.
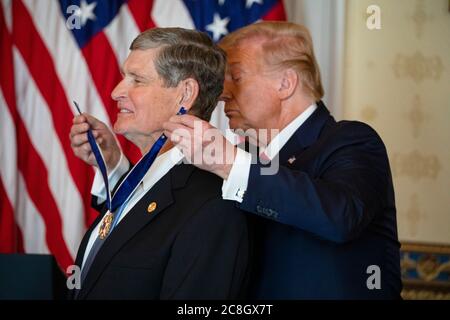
239, 122, 393, 243
159, 198, 250, 299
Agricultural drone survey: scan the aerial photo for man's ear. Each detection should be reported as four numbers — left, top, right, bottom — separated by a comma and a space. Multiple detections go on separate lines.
277, 68, 299, 100
178, 78, 199, 109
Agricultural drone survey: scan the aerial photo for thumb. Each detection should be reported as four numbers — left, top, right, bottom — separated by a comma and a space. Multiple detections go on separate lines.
83, 113, 104, 129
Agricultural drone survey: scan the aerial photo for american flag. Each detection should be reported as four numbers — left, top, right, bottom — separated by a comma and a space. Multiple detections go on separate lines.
0, 0, 285, 271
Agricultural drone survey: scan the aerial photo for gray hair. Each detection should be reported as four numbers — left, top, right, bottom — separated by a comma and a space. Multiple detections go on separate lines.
130, 28, 226, 121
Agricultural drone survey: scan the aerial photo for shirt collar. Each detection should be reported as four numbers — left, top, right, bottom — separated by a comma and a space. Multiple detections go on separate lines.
140, 147, 184, 192
263, 103, 317, 160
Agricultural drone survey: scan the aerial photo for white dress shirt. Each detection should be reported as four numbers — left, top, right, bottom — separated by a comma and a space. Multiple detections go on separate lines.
82, 147, 184, 269
221, 103, 317, 202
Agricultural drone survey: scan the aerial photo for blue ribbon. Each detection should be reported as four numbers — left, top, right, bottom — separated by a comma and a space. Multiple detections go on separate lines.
74, 101, 186, 213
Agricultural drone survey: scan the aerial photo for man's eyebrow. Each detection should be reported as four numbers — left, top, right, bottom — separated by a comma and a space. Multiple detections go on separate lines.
229, 62, 246, 71
229, 63, 247, 74
121, 68, 147, 79
129, 71, 145, 78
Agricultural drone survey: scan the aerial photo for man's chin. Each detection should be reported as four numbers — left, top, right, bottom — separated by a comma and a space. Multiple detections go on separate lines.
113, 121, 127, 135
228, 119, 250, 133
227, 117, 243, 131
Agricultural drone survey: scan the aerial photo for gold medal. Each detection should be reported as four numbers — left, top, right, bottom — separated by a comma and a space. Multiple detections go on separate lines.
98, 211, 114, 240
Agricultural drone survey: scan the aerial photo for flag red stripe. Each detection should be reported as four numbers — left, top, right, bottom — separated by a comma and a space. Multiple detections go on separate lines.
12, 0, 93, 227
15, 119, 74, 270
15, 223, 25, 253
2, 0, 288, 271
2, 82, 73, 269
0, 179, 16, 253
81, 31, 141, 163
127, 0, 156, 31
0, 180, 21, 253
1, 5, 72, 268
0, 5, 18, 120
80, 32, 121, 131
263, 0, 287, 21
0, 3, 24, 254
12, 221, 25, 253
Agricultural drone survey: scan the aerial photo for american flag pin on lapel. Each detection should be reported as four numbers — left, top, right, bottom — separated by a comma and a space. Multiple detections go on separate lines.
287, 156, 296, 164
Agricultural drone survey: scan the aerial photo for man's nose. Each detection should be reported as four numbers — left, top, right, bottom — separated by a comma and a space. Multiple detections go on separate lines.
220, 78, 233, 103
111, 79, 127, 101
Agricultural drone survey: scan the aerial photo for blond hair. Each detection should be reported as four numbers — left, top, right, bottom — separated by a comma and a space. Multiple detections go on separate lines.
220, 21, 324, 100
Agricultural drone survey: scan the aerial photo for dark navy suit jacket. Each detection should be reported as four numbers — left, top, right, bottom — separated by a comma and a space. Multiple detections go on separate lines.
240, 101, 402, 299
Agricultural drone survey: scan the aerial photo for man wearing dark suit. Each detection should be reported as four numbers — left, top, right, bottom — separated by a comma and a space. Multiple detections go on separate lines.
163, 22, 402, 299
69, 28, 250, 299
73, 162, 249, 300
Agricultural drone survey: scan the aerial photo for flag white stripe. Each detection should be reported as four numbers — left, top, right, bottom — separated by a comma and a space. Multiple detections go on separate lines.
104, 4, 140, 67
152, 0, 196, 29
15, 173, 50, 254
0, 88, 18, 209
0, 88, 48, 254
1, 0, 12, 32
13, 48, 84, 258
21, 0, 111, 125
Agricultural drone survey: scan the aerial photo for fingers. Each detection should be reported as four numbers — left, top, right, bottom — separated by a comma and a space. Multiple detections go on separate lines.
71, 113, 107, 168
84, 113, 105, 129
87, 152, 97, 166
70, 113, 103, 142
168, 128, 192, 146
70, 128, 99, 146
73, 114, 87, 124
72, 140, 91, 159
163, 115, 213, 137
72, 113, 105, 129
164, 118, 221, 148
167, 114, 209, 129
70, 121, 89, 138
163, 120, 188, 136
73, 145, 97, 167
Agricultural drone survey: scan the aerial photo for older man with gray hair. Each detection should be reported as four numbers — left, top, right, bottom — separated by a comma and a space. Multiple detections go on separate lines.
69, 27, 250, 300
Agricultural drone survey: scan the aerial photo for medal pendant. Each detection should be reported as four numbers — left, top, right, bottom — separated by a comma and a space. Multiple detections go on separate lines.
98, 211, 114, 240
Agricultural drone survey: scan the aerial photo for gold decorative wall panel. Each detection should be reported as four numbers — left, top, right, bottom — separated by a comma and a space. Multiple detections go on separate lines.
344, 0, 450, 245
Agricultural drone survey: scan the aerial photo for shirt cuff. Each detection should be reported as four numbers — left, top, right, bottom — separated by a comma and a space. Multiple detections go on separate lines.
222, 148, 252, 203
91, 152, 130, 203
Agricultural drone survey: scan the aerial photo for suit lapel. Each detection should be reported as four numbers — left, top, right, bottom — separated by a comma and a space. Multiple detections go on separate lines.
69, 209, 104, 299
75, 163, 135, 271
78, 163, 195, 299
74, 212, 103, 270
278, 100, 333, 164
